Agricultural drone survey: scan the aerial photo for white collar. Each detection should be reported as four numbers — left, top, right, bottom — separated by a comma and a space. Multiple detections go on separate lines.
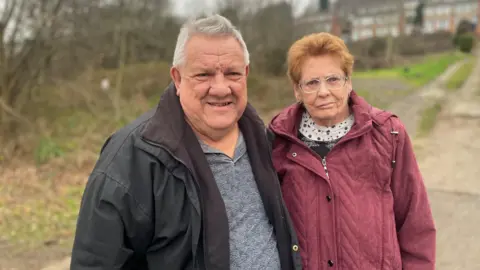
299, 111, 355, 142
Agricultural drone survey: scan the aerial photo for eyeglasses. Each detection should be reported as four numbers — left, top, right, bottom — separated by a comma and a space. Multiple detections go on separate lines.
298, 75, 349, 94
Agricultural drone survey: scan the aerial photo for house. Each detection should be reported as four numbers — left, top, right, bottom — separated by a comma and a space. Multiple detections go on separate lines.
295, 0, 480, 41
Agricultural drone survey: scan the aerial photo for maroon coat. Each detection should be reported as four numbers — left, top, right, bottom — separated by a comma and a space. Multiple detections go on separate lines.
268, 92, 436, 270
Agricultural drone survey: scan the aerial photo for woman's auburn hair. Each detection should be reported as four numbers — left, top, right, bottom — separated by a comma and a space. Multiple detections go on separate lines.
287, 32, 354, 85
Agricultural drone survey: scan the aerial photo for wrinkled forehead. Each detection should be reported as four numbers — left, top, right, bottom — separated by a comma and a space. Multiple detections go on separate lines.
301, 55, 345, 80
184, 35, 246, 68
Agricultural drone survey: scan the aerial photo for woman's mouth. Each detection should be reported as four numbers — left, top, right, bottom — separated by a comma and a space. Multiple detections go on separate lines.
317, 102, 334, 109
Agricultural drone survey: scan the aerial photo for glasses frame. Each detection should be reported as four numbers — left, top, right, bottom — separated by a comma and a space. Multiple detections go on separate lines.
298, 75, 349, 94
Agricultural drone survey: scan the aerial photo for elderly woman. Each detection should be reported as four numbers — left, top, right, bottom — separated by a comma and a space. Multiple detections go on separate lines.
268, 32, 436, 269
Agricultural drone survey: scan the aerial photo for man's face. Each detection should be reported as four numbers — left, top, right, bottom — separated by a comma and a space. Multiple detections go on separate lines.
171, 35, 249, 135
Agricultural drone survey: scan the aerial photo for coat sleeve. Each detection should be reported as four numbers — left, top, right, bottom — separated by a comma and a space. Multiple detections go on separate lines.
390, 119, 436, 270
70, 172, 152, 270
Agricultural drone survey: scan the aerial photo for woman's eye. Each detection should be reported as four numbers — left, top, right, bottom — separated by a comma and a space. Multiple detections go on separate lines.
327, 77, 340, 82
306, 80, 320, 86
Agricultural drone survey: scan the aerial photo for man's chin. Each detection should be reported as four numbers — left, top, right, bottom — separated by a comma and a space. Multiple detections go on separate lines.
209, 123, 237, 131
206, 119, 239, 131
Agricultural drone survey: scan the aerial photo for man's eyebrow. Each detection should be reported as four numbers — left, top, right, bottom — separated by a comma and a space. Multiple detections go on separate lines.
190, 66, 213, 72
224, 66, 244, 72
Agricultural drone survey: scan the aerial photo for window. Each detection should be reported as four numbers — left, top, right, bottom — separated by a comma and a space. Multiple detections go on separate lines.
390, 27, 399, 37
351, 31, 359, 41
405, 25, 413, 35
361, 29, 373, 38
376, 27, 388, 36
361, 16, 374, 25
436, 5, 449, 15
456, 4, 470, 13
438, 19, 449, 30
426, 7, 435, 16
424, 21, 434, 33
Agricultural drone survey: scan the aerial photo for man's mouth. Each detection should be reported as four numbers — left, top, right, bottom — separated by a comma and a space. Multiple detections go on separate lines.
207, 102, 233, 107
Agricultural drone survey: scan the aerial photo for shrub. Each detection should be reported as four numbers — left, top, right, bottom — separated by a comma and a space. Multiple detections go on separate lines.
456, 34, 475, 53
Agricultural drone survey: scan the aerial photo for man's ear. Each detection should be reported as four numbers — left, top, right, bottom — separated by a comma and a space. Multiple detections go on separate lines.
170, 67, 181, 95
245, 65, 249, 77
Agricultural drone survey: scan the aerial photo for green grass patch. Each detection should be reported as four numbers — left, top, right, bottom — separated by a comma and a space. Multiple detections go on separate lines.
446, 59, 475, 91
418, 101, 443, 137
355, 88, 417, 109
0, 184, 84, 249
355, 51, 467, 87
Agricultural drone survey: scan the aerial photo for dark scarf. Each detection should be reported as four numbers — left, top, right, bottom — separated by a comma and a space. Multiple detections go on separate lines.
142, 83, 295, 269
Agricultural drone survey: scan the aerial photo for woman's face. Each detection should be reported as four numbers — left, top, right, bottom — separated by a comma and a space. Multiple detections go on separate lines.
295, 54, 352, 126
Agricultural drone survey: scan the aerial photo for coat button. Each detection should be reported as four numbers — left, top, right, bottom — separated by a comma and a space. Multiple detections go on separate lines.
292, 245, 299, 252
326, 195, 332, 202
292, 152, 297, 157
328, 260, 334, 267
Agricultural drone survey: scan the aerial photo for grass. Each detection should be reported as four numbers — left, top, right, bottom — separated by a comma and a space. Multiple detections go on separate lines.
0, 51, 467, 253
416, 53, 474, 137
352, 51, 467, 110
0, 167, 85, 251
418, 101, 444, 137
354, 51, 467, 87
445, 58, 475, 91
355, 88, 417, 109
0, 63, 296, 251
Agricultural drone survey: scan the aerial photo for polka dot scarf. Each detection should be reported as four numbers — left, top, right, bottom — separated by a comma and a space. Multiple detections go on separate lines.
299, 111, 355, 142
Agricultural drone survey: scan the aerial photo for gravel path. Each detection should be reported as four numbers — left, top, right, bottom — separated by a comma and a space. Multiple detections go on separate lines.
418, 51, 480, 269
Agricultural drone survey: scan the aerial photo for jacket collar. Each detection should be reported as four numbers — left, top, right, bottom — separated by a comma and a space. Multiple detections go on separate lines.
140, 82, 298, 270
141, 82, 266, 154
140, 82, 187, 155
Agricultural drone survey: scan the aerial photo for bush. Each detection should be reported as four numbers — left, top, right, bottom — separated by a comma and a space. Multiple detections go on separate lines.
367, 38, 386, 57
456, 34, 475, 53
34, 137, 65, 165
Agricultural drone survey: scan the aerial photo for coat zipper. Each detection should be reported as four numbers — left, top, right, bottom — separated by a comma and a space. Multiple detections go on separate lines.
141, 137, 204, 269
321, 157, 329, 179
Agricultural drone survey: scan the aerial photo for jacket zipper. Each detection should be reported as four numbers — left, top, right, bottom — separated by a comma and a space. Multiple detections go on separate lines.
141, 137, 204, 269
321, 157, 329, 179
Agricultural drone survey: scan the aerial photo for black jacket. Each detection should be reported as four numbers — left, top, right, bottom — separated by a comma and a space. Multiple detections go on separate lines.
70, 83, 302, 270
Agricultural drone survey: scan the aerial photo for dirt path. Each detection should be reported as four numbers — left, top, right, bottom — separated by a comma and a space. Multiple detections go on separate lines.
417, 51, 480, 269
387, 59, 466, 136
3, 57, 475, 270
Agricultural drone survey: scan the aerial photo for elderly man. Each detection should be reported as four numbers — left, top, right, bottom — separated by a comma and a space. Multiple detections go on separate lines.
70, 14, 301, 270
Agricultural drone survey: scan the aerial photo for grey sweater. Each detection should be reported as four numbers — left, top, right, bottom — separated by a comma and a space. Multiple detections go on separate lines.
200, 132, 281, 270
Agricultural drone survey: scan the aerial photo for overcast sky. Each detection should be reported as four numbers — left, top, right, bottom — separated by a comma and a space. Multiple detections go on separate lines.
171, 0, 312, 17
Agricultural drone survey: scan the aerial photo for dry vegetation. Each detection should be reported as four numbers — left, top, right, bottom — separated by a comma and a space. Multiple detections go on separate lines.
0, 0, 472, 268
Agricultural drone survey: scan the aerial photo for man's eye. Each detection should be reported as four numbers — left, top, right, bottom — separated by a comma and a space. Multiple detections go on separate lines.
196, 73, 209, 77
226, 72, 242, 76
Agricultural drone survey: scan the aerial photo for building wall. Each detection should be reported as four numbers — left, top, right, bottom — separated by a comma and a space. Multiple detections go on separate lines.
296, 0, 479, 41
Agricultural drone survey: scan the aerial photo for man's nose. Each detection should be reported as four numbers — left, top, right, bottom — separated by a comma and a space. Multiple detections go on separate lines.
209, 73, 230, 95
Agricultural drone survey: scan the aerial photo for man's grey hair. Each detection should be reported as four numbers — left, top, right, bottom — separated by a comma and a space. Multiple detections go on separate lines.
172, 14, 250, 67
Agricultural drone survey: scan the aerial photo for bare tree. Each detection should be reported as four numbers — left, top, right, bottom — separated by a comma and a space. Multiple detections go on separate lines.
385, 0, 405, 66
0, 0, 66, 133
